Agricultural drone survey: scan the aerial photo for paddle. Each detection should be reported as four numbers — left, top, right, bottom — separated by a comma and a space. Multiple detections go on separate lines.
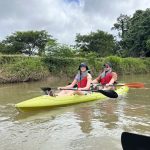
121, 132, 150, 150
91, 82, 144, 88
40, 87, 118, 98
117, 82, 144, 88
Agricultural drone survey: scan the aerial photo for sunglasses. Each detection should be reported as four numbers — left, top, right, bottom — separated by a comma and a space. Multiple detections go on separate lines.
103, 64, 110, 68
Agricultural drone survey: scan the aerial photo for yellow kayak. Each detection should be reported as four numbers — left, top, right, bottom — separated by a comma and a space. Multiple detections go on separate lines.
15, 86, 129, 111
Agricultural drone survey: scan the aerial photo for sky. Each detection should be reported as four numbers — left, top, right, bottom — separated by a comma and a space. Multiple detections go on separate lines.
0, 0, 150, 45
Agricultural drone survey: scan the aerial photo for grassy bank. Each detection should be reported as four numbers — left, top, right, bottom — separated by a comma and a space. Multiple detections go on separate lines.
43, 56, 150, 77
0, 55, 49, 83
0, 55, 150, 83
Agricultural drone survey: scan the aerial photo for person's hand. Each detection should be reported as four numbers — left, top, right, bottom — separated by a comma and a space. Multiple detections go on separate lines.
57, 87, 64, 90
91, 84, 98, 88
77, 88, 82, 91
105, 83, 113, 87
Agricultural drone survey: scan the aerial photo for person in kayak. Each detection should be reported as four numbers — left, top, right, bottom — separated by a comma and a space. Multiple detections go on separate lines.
92, 62, 117, 90
54, 63, 92, 96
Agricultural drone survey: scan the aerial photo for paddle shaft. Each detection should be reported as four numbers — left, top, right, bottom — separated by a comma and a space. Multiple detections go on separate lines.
91, 82, 144, 88
41, 87, 112, 92
59, 88, 103, 92
41, 87, 118, 98
41, 82, 144, 93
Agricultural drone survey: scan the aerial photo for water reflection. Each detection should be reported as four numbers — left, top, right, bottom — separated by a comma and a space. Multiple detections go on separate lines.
73, 98, 125, 134
97, 101, 119, 129
75, 106, 93, 134
14, 107, 69, 122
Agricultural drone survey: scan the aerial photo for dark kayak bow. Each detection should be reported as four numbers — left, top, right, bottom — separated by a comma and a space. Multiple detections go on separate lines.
121, 132, 150, 150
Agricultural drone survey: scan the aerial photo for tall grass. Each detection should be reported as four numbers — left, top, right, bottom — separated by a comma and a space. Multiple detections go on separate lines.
105, 56, 148, 74
0, 55, 49, 83
0, 55, 149, 84
43, 56, 150, 77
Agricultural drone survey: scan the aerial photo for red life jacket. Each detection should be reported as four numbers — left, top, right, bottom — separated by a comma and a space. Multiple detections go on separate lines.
100, 72, 112, 85
77, 76, 87, 88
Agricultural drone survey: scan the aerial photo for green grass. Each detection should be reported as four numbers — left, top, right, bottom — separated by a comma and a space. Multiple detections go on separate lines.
0, 55, 49, 83
0, 55, 149, 83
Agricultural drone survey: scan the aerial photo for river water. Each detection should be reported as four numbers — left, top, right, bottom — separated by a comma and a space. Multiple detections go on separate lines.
0, 75, 150, 150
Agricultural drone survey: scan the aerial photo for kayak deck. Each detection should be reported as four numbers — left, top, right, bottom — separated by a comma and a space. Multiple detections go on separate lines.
15, 86, 129, 111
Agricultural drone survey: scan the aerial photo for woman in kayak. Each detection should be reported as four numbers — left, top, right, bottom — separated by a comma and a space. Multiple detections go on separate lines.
55, 63, 92, 96
92, 62, 117, 90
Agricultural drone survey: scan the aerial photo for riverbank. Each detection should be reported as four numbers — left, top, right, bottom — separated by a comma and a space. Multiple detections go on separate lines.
0, 55, 150, 84
43, 56, 150, 77
0, 55, 49, 83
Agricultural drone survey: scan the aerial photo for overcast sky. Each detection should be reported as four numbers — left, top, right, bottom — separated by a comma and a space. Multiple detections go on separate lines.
0, 0, 150, 44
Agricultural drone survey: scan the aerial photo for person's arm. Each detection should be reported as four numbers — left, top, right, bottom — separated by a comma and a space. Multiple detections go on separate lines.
92, 75, 100, 84
58, 79, 77, 89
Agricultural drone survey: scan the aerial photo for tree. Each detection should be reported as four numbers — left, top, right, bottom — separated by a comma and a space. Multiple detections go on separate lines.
145, 39, 150, 57
45, 44, 76, 57
75, 30, 116, 57
1, 30, 55, 56
111, 14, 130, 38
123, 9, 150, 57
0, 43, 7, 53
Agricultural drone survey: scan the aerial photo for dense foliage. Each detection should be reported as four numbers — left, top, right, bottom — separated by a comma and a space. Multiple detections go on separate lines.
0, 30, 56, 56
111, 14, 130, 38
43, 56, 150, 77
0, 55, 49, 83
0, 55, 150, 83
45, 44, 77, 57
75, 30, 116, 57
112, 8, 150, 57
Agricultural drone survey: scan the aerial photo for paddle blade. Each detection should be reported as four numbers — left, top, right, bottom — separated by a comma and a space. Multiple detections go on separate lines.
121, 132, 150, 150
124, 82, 144, 88
97, 90, 118, 98
41, 87, 52, 95
41, 87, 51, 91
